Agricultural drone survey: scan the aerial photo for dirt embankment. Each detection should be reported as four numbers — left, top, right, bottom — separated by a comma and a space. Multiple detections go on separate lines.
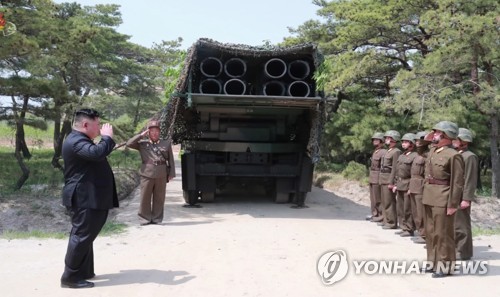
0, 169, 139, 234
314, 172, 500, 231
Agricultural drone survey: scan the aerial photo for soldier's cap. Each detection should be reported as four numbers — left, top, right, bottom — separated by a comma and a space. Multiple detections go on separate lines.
457, 128, 473, 143
147, 120, 160, 129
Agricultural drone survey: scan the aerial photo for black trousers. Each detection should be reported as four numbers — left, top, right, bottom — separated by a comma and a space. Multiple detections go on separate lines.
61, 208, 109, 282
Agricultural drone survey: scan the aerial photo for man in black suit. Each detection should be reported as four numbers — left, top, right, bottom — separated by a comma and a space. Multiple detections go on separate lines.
60, 108, 119, 289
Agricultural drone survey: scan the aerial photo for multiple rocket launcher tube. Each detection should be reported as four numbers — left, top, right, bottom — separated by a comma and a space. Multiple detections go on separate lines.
199, 57, 312, 97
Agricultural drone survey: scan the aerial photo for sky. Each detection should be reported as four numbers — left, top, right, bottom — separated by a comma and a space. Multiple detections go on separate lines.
53, 0, 322, 49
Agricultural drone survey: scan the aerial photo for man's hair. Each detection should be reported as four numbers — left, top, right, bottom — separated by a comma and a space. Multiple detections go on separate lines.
74, 108, 100, 126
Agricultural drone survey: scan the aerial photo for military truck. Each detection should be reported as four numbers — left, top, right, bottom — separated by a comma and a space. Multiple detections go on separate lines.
161, 39, 326, 206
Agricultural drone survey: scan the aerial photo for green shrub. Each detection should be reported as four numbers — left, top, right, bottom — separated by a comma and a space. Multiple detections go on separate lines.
341, 161, 368, 182
315, 161, 346, 173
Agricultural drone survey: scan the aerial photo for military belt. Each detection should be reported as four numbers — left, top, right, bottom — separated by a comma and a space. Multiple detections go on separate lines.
411, 175, 424, 179
143, 160, 167, 166
381, 168, 391, 173
426, 178, 450, 186
370, 168, 380, 171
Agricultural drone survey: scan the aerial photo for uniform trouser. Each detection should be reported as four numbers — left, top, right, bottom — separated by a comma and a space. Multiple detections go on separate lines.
410, 193, 425, 238
424, 205, 456, 273
455, 206, 473, 259
380, 184, 397, 227
369, 183, 382, 217
61, 208, 108, 282
139, 175, 167, 223
397, 190, 415, 232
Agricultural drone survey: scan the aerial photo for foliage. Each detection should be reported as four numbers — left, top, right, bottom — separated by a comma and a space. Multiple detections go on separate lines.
0, 1, 185, 188
342, 161, 368, 182
285, 0, 499, 197
315, 160, 345, 173
0, 147, 140, 194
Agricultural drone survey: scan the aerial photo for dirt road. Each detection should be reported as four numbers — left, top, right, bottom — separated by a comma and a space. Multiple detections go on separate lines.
1, 158, 499, 297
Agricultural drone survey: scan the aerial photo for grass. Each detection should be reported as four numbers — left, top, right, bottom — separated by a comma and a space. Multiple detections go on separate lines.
1, 230, 67, 240
0, 146, 141, 197
100, 221, 128, 236
1, 221, 128, 240
472, 227, 500, 237
0, 121, 54, 147
0, 147, 64, 196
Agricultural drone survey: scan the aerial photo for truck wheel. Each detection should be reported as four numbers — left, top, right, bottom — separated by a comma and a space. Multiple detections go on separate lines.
200, 192, 215, 203
183, 190, 199, 206
292, 192, 307, 208
275, 192, 289, 203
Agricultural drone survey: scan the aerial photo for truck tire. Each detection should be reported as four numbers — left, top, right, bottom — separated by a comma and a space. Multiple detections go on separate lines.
183, 190, 199, 206
293, 192, 307, 207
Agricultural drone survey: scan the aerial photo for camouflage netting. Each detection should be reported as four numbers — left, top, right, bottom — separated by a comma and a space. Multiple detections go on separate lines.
159, 38, 326, 163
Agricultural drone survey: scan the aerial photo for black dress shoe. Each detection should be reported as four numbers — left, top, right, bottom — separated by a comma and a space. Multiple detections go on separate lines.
61, 279, 95, 289
431, 272, 448, 278
84, 273, 96, 280
421, 267, 434, 273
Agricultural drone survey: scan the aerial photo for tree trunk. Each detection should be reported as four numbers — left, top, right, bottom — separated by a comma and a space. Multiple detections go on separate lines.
13, 95, 31, 189
489, 113, 500, 198
51, 117, 71, 171
133, 97, 142, 127
482, 59, 498, 198
14, 149, 30, 190
470, 47, 480, 95
51, 113, 62, 168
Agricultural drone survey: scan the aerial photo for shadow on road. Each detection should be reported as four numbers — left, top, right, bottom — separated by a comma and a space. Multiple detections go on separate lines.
93, 269, 195, 287
117, 159, 371, 224
163, 185, 370, 223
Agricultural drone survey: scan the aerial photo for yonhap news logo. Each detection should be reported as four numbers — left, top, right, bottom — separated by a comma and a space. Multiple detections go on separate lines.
316, 250, 349, 285
317, 249, 489, 285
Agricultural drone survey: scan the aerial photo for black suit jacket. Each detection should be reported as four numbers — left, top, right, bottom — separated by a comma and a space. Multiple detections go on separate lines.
62, 130, 119, 210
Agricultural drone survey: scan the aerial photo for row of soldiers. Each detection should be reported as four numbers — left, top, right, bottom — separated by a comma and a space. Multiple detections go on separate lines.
367, 121, 478, 278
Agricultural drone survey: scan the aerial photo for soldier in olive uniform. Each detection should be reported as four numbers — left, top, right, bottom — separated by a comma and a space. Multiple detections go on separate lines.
378, 130, 402, 229
394, 133, 417, 237
367, 132, 387, 222
126, 120, 176, 225
422, 121, 464, 278
452, 128, 478, 260
409, 131, 431, 244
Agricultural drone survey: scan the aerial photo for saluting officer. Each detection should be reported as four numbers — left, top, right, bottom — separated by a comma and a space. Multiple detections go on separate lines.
367, 132, 387, 222
378, 130, 402, 229
452, 128, 478, 260
394, 133, 417, 237
422, 121, 464, 278
126, 120, 176, 225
